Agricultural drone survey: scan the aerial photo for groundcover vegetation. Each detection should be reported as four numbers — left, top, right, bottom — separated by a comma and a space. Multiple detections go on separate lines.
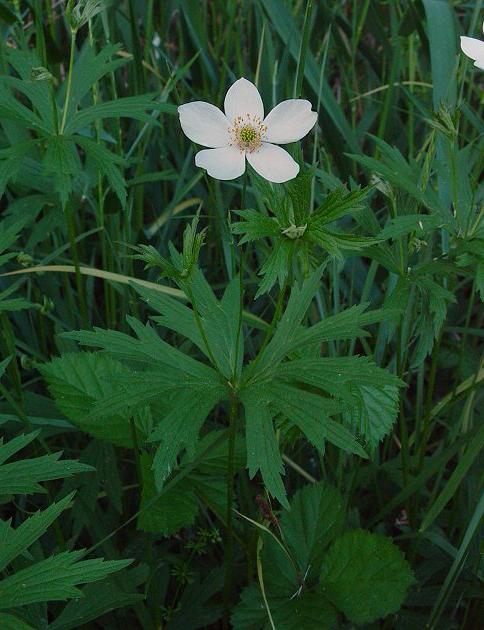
0, 1, 482, 628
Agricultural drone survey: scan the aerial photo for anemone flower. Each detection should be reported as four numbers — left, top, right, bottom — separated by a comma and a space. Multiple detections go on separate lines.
178, 78, 317, 183
460, 21, 484, 69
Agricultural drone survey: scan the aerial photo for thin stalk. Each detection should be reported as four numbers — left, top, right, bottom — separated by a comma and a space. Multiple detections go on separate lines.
60, 29, 76, 134
184, 284, 221, 374
417, 333, 442, 471
223, 394, 239, 624
65, 205, 89, 328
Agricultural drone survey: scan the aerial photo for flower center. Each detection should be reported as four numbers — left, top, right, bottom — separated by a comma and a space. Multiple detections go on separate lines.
229, 114, 267, 153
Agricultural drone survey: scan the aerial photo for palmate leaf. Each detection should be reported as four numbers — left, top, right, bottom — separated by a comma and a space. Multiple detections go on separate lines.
0, 550, 132, 609
0, 493, 74, 572
39, 353, 136, 447
0, 431, 93, 495
320, 530, 415, 624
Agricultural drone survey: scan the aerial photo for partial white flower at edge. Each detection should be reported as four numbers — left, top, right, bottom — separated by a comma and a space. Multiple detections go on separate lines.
178, 78, 317, 183
460, 21, 484, 69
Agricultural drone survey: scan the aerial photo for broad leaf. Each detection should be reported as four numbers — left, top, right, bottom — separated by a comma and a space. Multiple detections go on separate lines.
320, 529, 415, 624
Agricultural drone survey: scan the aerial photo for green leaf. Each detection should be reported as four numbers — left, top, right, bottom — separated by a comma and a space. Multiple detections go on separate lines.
149, 385, 225, 488
0, 431, 93, 495
422, 0, 457, 110
309, 186, 368, 227
255, 239, 294, 298
139, 428, 245, 535
66, 43, 128, 117
419, 421, 484, 533
279, 482, 346, 578
74, 135, 126, 206
0, 550, 132, 609
0, 356, 11, 380
242, 392, 288, 508
342, 384, 400, 449
63, 318, 216, 379
64, 94, 169, 134
0, 614, 33, 630
43, 135, 81, 203
285, 167, 314, 224
231, 209, 280, 244
0, 492, 74, 571
320, 530, 414, 624
378, 214, 443, 240
268, 382, 367, 458
232, 583, 338, 630
39, 353, 136, 447
49, 572, 144, 630
251, 268, 322, 377
348, 136, 449, 220
138, 452, 198, 535
0, 142, 37, 197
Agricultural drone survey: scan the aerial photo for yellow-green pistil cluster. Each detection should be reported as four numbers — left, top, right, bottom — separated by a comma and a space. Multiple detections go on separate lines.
229, 114, 267, 153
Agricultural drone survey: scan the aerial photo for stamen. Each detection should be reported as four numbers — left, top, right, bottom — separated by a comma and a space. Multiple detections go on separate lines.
228, 113, 267, 153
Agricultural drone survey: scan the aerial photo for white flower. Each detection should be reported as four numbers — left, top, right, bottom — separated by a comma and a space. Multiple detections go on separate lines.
460, 21, 484, 69
178, 78, 317, 183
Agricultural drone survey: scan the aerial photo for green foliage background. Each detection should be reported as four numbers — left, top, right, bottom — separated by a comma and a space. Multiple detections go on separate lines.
0, 0, 482, 628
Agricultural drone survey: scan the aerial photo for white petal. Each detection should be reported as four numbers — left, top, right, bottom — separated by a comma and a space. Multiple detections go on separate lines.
178, 102, 230, 148
195, 147, 246, 180
263, 99, 318, 144
460, 36, 484, 63
224, 78, 264, 123
246, 143, 299, 183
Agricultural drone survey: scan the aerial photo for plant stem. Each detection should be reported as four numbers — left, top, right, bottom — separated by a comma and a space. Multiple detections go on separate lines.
65, 204, 89, 328
223, 393, 238, 626
60, 29, 76, 134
